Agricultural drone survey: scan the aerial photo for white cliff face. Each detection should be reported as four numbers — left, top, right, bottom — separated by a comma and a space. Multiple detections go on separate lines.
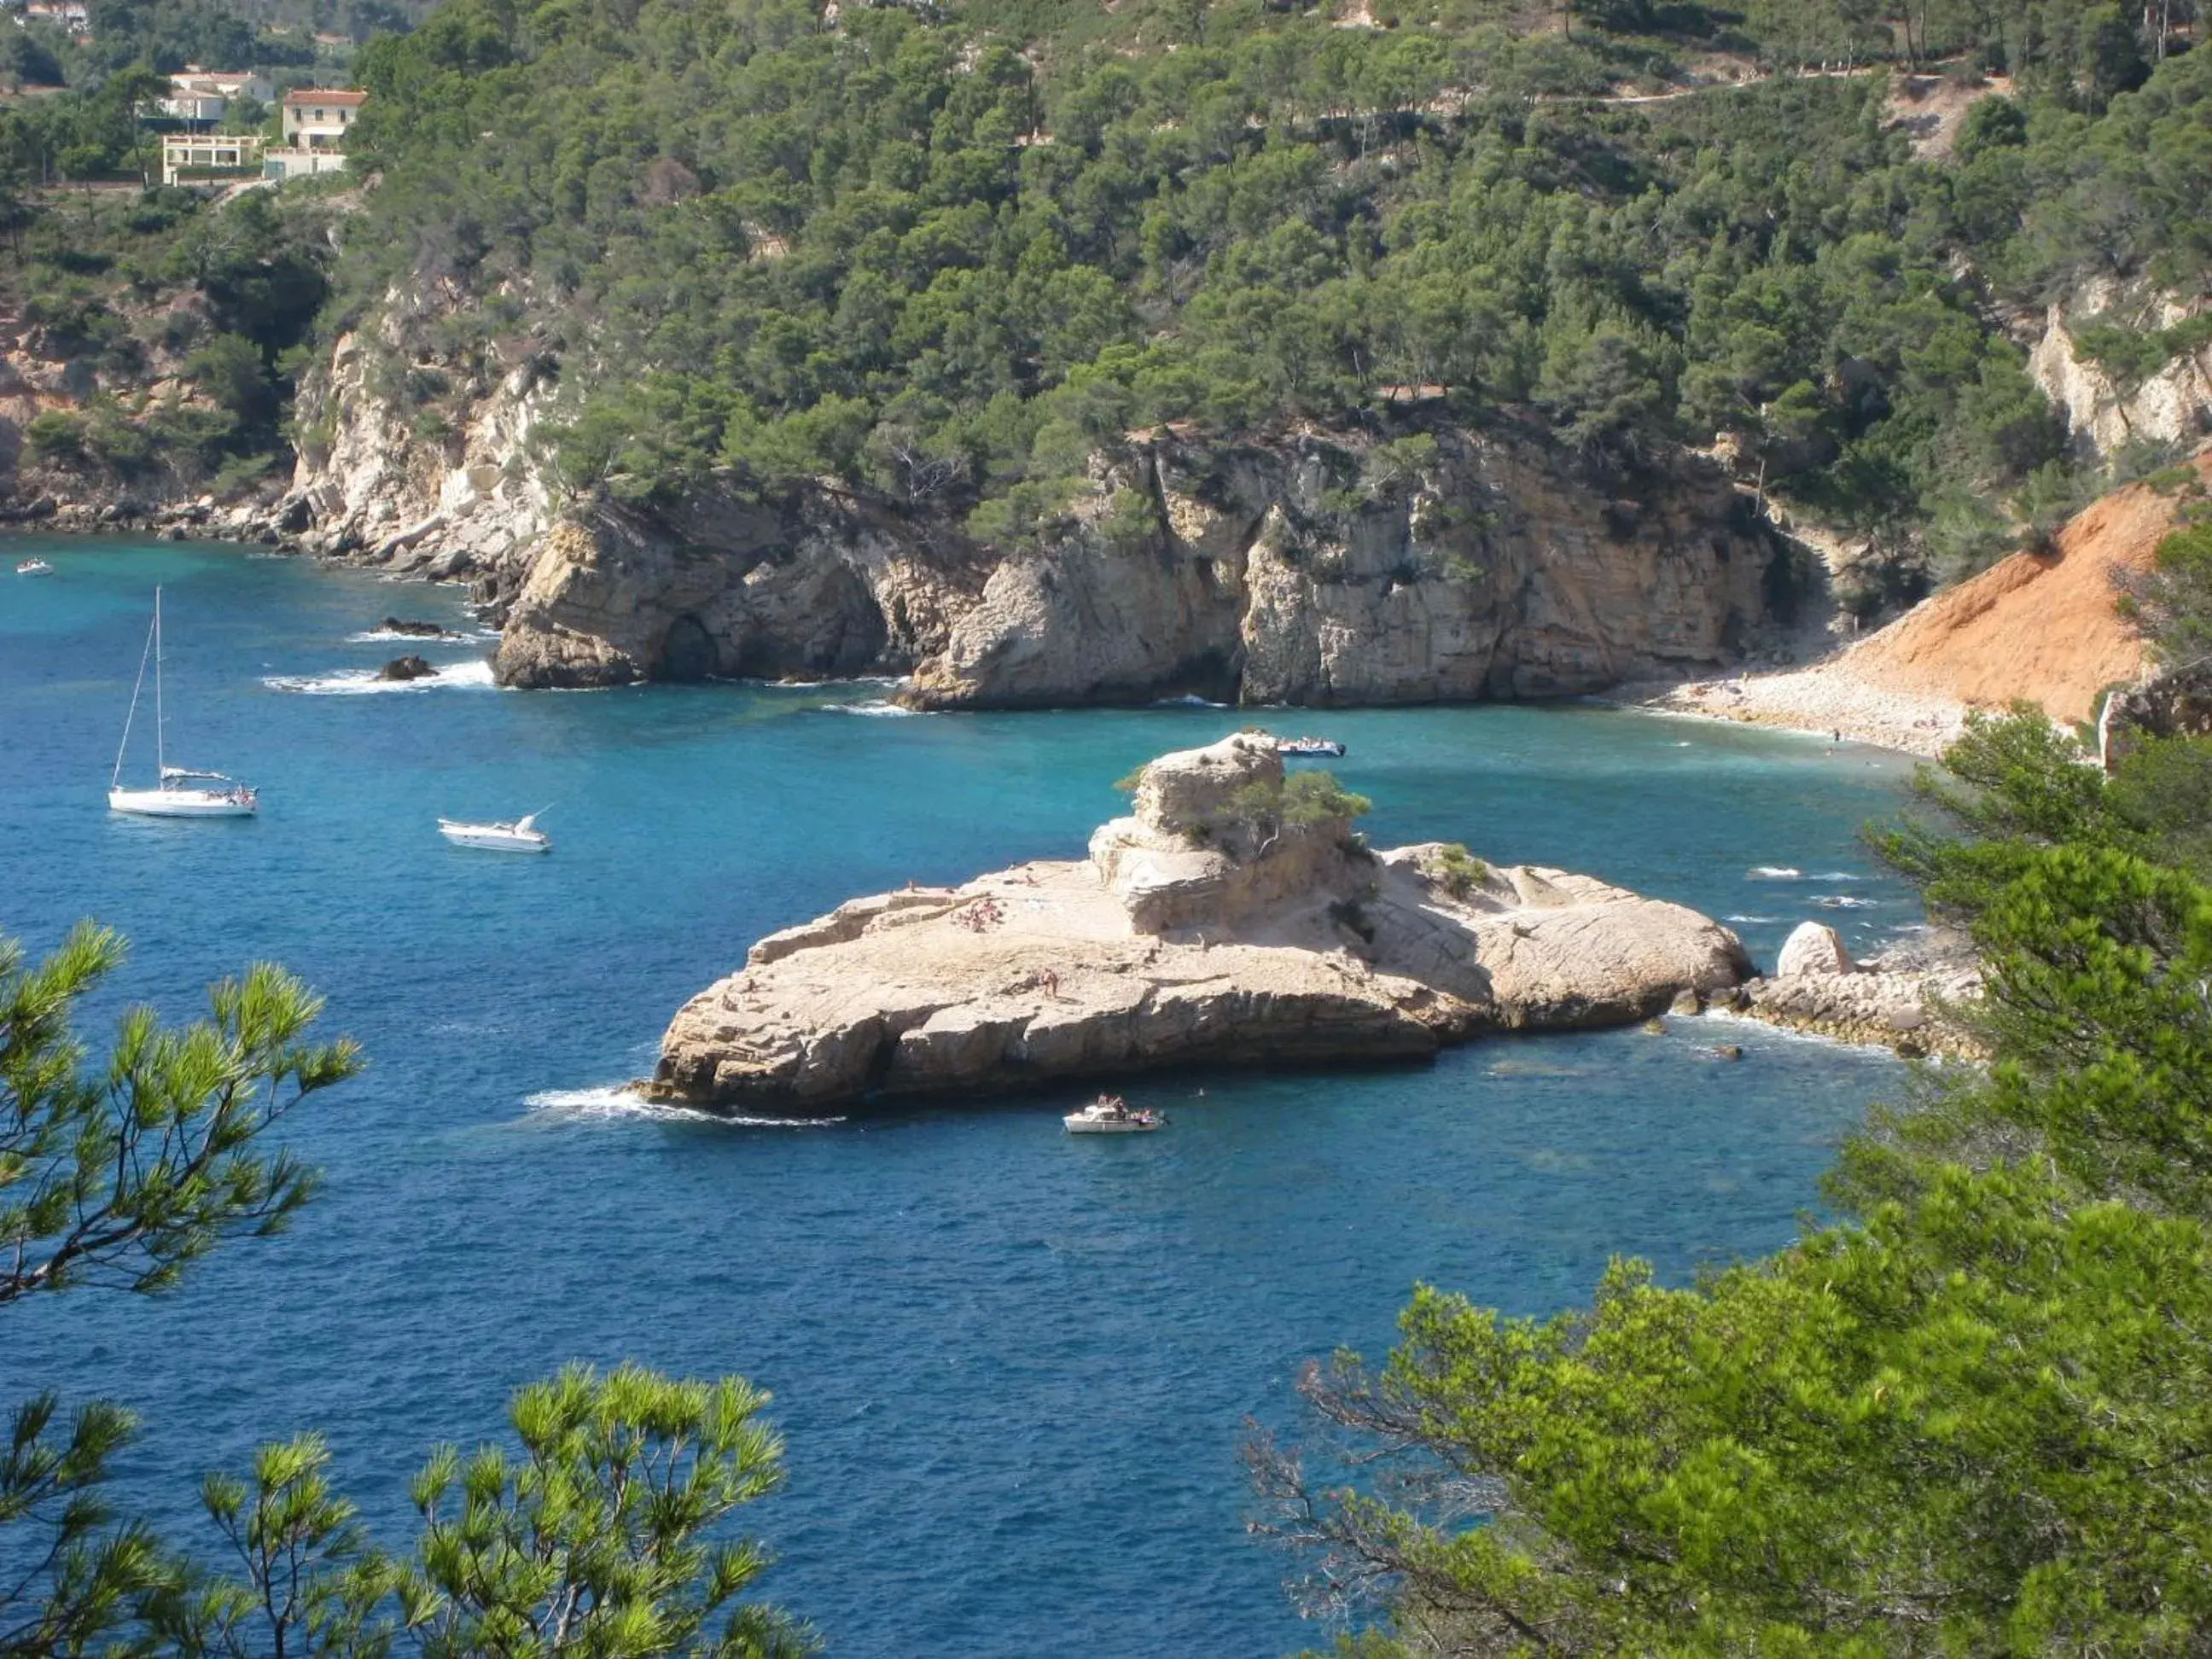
281, 313, 1796, 704
288, 304, 558, 588
2028, 280, 2212, 462
899, 429, 1788, 708
490, 426, 1795, 701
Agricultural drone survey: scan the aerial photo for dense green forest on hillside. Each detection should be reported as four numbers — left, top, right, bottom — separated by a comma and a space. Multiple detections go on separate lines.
317, 0, 2206, 568
3, 0, 2209, 573
2, 0, 427, 94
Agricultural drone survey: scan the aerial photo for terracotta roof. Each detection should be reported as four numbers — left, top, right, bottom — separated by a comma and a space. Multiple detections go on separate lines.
282, 88, 367, 106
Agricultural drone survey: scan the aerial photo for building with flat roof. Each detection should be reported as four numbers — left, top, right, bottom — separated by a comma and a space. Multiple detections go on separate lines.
161, 131, 265, 186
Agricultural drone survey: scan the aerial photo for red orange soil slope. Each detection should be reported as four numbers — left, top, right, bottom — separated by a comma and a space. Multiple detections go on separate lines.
1649, 447, 2210, 754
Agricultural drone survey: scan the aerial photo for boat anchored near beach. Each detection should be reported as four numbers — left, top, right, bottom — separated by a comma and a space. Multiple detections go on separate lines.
108, 589, 257, 818
1063, 1095, 1164, 1133
438, 812, 551, 853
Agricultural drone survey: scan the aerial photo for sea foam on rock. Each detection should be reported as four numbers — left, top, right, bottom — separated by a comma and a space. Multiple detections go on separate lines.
649, 732, 1754, 1113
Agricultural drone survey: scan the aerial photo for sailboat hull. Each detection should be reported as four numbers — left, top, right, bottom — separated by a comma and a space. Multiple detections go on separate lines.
109, 788, 256, 818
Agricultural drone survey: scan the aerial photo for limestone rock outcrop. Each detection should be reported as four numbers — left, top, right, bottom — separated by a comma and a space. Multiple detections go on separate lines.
2028, 279, 2212, 463
492, 493, 972, 689
490, 423, 1796, 702
1737, 924, 1981, 1057
2100, 658, 2212, 769
282, 321, 559, 588
900, 427, 1791, 708
649, 732, 1752, 1113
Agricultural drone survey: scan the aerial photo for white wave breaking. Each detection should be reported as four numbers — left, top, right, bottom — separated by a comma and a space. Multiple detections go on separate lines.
1748, 865, 1802, 879
265, 660, 497, 696
821, 700, 917, 718
751, 674, 906, 690
1814, 894, 1878, 910
346, 626, 498, 644
1725, 914, 1778, 925
1696, 1006, 1906, 1057
523, 1084, 846, 1128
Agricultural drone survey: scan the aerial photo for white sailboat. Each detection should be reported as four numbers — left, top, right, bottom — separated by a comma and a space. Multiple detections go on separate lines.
108, 589, 258, 818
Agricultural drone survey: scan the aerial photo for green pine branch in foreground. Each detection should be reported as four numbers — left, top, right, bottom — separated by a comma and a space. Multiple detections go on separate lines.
1250, 514, 2212, 1655
0, 925, 811, 1658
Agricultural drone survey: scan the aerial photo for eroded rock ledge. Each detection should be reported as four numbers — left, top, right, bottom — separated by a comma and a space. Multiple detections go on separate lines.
1726, 920, 1982, 1057
649, 733, 1753, 1113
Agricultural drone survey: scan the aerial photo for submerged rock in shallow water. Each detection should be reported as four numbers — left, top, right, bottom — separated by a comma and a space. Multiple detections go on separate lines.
650, 731, 1753, 1113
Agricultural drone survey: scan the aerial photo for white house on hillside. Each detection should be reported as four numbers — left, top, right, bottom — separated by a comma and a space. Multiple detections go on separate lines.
266, 86, 364, 180
158, 69, 273, 125
281, 86, 364, 147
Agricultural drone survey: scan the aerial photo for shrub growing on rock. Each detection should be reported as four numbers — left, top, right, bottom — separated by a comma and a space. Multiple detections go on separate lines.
1430, 842, 1489, 897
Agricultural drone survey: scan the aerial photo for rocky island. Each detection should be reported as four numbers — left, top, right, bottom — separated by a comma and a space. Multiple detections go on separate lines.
649, 733, 1753, 1113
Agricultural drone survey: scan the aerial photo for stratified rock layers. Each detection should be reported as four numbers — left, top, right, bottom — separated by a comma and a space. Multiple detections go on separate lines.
651, 734, 1753, 1112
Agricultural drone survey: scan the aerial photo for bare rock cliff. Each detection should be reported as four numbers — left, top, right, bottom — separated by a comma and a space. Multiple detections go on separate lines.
492, 488, 978, 688
492, 422, 1796, 707
287, 317, 558, 586
2028, 278, 2212, 463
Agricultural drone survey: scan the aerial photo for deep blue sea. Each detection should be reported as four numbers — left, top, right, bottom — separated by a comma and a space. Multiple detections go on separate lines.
1, 537, 1916, 1656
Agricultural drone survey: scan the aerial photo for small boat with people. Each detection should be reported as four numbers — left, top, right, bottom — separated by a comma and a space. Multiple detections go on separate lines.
16, 558, 52, 576
108, 589, 258, 818
438, 811, 551, 853
1063, 1094, 1165, 1133
1275, 736, 1346, 758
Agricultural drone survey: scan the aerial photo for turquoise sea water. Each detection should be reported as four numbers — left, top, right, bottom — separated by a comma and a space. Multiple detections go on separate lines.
2, 537, 1916, 1655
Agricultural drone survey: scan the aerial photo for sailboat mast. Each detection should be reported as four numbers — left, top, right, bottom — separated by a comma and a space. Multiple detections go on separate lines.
113, 593, 157, 789
154, 587, 166, 781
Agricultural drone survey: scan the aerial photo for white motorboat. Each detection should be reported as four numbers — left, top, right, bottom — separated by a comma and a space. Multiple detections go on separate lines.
1063, 1095, 1164, 1133
16, 558, 52, 576
439, 812, 550, 853
1276, 736, 1347, 758
108, 590, 257, 818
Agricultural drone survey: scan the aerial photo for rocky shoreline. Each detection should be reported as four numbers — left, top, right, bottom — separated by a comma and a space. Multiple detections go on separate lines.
648, 732, 1761, 1113
9, 492, 310, 550
1717, 920, 1982, 1058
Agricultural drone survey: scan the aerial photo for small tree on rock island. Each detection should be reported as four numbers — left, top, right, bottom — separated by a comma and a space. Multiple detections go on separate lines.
1, 923, 812, 1658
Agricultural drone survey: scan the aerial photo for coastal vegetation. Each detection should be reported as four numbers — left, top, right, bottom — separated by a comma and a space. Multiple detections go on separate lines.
1252, 530, 2212, 1653
329, 0, 2197, 576
2, 0, 2208, 591
0, 926, 805, 1656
